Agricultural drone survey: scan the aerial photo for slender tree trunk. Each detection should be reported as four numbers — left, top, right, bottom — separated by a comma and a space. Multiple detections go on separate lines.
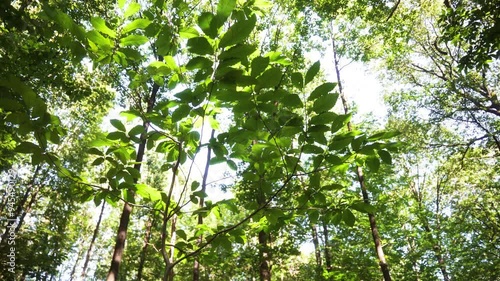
106, 77, 160, 281
14, 184, 39, 234
1, 166, 40, 242
193, 130, 214, 281
69, 241, 85, 281
413, 178, 450, 281
258, 229, 271, 281
82, 202, 106, 279
137, 214, 154, 280
311, 224, 322, 269
330, 22, 392, 281
166, 214, 177, 281
321, 220, 332, 273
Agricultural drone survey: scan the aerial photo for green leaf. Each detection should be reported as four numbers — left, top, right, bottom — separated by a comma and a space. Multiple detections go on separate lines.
179, 26, 200, 39
107, 131, 127, 141
122, 18, 151, 33
124, 2, 141, 18
120, 34, 148, 46
87, 30, 112, 47
172, 104, 191, 122
308, 82, 336, 101
219, 14, 256, 48
91, 17, 116, 38
378, 149, 392, 164
217, 0, 236, 18
291, 72, 303, 89
186, 56, 213, 70
15, 142, 41, 154
135, 183, 161, 201
128, 125, 145, 136
310, 112, 337, 125
120, 109, 141, 121
331, 114, 351, 133
251, 56, 269, 77
305, 61, 320, 85
351, 202, 376, 214
219, 44, 256, 60
257, 67, 282, 88
329, 137, 353, 151
187, 37, 213, 55
92, 157, 105, 166
312, 93, 339, 113
281, 94, 303, 108
342, 209, 356, 227
110, 119, 126, 132
366, 156, 380, 172
88, 148, 103, 156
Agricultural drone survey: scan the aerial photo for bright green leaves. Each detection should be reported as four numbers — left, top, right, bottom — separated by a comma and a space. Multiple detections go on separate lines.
120, 34, 149, 46
219, 14, 257, 48
90, 17, 116, 38
123, 2, 141, 18
122, 18, 151, 34
217, 0, 237, 18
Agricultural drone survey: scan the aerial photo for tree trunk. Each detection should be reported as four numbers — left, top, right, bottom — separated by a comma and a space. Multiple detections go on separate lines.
311, 224, 322, 269
82, 202, 106, 279
258, 229, 271, 281
330, 22, 392, 281
193, 130, 214, 281
321, 220, 332, 273
137, 214, 154, 280
106, 78, 160, 281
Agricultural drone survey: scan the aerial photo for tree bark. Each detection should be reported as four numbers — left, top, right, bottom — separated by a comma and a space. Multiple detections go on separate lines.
321, 220, 332, 273
82, 202, 106, 279
106, 76, 160, 281
258, 229, 271, 281
311, 224, 322, 269
331, 22, 392, 281
193, 130, 214, 281
137, 214, 154, 280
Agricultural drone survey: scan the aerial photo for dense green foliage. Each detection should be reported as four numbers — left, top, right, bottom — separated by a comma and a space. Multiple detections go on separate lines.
0, 0, 498, 280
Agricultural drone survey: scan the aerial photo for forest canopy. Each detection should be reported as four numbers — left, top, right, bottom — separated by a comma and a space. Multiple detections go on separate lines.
0, 0, 499, 280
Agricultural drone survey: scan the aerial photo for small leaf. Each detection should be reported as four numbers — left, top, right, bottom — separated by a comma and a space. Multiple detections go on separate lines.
128, 125, 145, 136
107, 131, 127, 141
91, 17, 116, 38
15, 142, 41, 154
110, 119, 126, 132
342, 209, 356, 227
187, 37, 213, 55
251, 56, 269, 77
257, 67, 282, 88
124, 2, 141, 18
179, 26, 200, 39
305, 61, 320, 85
308, 82, 336, 101
92, 157, 105, 166
291, 72, 303, 89
312, 93, 338, 113
378, 149, 392, 164
217, 0, 236, 18
351, 202, 376, 214
219, 14, 256, 48
120, 34, 149, 46
366, 156, 380, 172
122, 18, 151, 33
172, 104, 191, 122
